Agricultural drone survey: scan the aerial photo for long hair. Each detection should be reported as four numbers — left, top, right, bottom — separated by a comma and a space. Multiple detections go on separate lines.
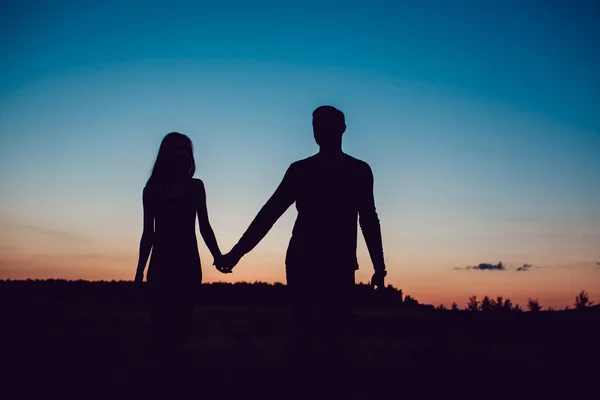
146, 132, 196, 190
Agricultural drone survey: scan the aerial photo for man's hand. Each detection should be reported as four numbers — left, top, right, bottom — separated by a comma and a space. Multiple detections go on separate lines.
371, 269, 387, 290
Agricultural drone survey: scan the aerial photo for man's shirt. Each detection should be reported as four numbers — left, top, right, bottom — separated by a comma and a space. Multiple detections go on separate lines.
232, 152, 385, 272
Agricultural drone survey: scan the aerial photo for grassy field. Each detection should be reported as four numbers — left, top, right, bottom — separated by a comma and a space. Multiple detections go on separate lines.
1, 286, 598, 399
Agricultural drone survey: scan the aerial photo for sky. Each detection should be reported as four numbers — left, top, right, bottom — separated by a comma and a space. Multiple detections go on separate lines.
1, 0, 599, 308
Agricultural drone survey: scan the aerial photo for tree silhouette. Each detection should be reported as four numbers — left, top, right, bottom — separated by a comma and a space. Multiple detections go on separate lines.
467, 295, 479, 312
481, 296, 496, 312
403, 295, 419, 307
0, 279, 410, 309
514, 304, 523, 312
466, 294, 517, 312
494, 296, 504, 312
527, 298, 542, 312
502, 298, 513, 312
3, 279, 594, 317
575, 290, 594, 309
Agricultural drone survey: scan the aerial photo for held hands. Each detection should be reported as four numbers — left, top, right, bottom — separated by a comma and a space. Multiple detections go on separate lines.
214, 250, 243, 274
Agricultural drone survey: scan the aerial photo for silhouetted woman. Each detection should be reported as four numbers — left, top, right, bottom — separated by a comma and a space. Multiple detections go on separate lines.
134, 132, 223, 359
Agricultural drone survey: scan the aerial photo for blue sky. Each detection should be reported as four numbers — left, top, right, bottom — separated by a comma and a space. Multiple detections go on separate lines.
1, 0, 598, 307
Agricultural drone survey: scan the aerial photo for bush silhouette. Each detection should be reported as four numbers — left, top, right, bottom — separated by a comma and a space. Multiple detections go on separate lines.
502, 298, 513, 312
514, 304, 523, 312
575, 291, 593, 309
467, 296, 479, 312
481, 296, 496, 312
403, 295, 419, 307
494, 296, 504, 311
1, 280, 594, 318
528, 298, 542, 312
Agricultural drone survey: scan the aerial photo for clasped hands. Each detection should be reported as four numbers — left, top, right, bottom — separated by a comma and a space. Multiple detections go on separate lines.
213, 250, 243, 274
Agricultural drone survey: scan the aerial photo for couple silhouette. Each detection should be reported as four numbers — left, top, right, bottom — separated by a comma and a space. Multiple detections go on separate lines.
134, 105, 386, 371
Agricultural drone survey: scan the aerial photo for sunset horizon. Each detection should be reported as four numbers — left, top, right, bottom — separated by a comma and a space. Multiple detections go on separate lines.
1, 1, 599, 312
1, 247, 596, 310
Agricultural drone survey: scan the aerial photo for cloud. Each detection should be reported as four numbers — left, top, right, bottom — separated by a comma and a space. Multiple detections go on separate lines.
455, 262, 506, 271
473, 262, 506, 271
516, 263, 533, 272
454, 261, 542, 272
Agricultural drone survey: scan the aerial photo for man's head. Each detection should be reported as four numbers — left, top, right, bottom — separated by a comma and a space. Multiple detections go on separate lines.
312, 105, 346, 149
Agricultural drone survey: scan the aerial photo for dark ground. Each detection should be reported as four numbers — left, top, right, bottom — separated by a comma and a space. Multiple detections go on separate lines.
1, 282, 598, 399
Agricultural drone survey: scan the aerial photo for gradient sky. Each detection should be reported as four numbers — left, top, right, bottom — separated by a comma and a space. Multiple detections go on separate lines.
1, 0, 599, 308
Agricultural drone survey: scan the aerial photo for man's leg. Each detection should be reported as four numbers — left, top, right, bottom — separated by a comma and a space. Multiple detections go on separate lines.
284, 265, 324, 399
287, 268, 319, 358
319, 269, 355, 373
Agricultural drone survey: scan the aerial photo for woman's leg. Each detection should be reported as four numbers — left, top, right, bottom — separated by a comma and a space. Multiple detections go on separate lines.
173, 299, 194, 350
146, 287, 170, 360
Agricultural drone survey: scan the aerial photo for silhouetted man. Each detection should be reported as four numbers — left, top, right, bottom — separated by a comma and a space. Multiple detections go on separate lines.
221, 105, 386, 369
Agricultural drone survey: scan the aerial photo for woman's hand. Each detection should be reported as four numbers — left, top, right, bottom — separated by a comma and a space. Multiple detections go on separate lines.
134, 271, 144, 291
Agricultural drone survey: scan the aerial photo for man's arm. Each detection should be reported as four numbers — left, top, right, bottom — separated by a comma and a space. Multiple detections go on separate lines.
358, 163, 386, 273
228, 164, 297, 261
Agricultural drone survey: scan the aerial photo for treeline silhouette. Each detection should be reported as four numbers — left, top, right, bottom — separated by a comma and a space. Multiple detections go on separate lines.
1, 279, 596, 313
459, 291, 597, 313
0, 279, 412, 309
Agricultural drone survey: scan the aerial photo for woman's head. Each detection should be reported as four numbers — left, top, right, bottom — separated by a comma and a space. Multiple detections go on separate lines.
147, 132, 195, 187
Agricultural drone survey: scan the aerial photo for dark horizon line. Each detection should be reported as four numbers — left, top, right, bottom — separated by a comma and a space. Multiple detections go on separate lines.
2, 278, 597, 312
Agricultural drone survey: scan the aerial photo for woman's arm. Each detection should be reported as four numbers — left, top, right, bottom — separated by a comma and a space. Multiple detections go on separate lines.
195, 180, 222, 262
135, 188, 154, 285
